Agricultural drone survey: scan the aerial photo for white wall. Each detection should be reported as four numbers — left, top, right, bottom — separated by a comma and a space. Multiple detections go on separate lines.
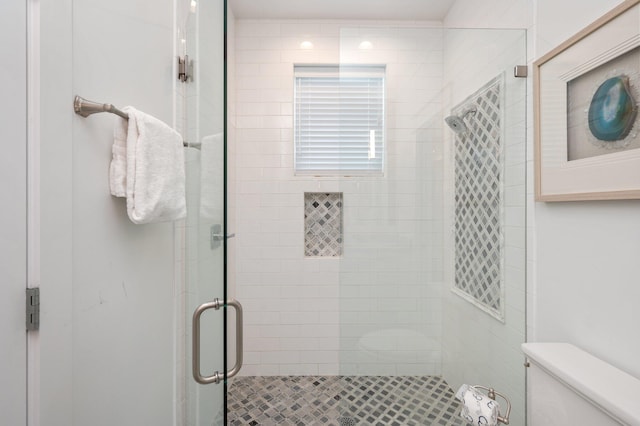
532, 0, 640, 378
39, 0, 178, 424
232, 19, 445, 376
448, 0, 640, 423
39, 0, 74, 422
448, 0, 640, 378
530, 0, 640, 423
0, 1, 27, 424
444, 0, 531, 30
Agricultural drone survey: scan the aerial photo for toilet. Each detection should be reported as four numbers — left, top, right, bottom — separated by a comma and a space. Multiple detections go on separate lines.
523, 343, 640, 426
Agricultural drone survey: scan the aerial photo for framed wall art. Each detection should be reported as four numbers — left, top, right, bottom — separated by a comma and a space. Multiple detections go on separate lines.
534, 0, 640, 201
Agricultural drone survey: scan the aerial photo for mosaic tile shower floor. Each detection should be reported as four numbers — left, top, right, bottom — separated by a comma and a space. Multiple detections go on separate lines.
227, 375, 467, 425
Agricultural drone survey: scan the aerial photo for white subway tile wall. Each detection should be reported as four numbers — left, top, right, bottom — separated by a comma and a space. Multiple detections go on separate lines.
441, 28, 527, 426
232, 20, 444, 376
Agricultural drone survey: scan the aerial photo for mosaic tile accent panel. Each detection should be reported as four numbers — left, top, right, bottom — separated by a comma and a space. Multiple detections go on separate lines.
453, 74, 504, 320
304, 193, 343, 257
227, 375, 466, 425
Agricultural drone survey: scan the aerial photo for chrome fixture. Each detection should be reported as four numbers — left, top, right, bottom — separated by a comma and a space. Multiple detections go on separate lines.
73, 95, 195, 148
26, 288, 40, 331
513, 65, 528, 78
74, 95, 128, 119
444, 107, 477, 134
210, 224, 235, 250
473, 385, 512, 425
192, 298, 243, 384
177, 55, 193, 83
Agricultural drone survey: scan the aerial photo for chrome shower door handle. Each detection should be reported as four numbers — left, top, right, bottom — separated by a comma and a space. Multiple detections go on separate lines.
223, 299, 244, 380
192, 298, 243, 385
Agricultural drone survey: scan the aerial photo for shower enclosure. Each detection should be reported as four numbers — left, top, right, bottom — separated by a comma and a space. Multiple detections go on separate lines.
44, 0, 525, 424
222, 4, 528, 424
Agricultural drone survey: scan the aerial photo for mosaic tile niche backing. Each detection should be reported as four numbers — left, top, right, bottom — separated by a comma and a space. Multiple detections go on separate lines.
304, 193, 343, 257
453, 74, 504, 320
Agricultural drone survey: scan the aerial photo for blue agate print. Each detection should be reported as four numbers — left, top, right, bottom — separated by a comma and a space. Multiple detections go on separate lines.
588, 75, 637, 141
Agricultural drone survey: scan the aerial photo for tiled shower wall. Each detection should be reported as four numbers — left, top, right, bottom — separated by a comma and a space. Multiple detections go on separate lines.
232, 20, 445, 375
441, 29, 527, 425
452, 75, 505, 319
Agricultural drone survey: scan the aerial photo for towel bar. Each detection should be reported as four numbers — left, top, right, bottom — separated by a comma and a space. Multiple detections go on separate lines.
473, 385, 512, 425
74, 96, 128, 119
73, 95, 197, 148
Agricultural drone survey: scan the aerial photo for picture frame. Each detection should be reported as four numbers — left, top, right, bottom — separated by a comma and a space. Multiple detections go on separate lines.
534, 0, 640, 201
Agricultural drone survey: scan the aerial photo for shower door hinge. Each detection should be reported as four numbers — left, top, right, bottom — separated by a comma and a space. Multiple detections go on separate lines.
26, 287, 40, 331
513, 65, 528, 78
178, 55, 193, 83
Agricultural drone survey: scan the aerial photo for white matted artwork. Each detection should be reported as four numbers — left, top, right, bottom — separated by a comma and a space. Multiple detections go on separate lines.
535, 0, 640, 201
451, 74, 505, 322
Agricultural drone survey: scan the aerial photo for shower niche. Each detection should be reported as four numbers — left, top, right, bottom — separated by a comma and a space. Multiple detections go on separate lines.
304, 192, 344, 257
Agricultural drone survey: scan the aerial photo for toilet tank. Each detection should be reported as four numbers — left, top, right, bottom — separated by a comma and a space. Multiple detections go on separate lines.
522, 343, 640, 426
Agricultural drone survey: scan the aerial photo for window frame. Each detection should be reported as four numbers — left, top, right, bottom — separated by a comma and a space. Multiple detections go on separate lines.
293, 64, 386, 177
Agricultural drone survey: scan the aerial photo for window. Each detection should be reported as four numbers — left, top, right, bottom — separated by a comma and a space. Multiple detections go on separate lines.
294, 65, 385, 175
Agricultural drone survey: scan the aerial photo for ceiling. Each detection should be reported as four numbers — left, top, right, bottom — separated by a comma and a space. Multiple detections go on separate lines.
229, 0, 456, 21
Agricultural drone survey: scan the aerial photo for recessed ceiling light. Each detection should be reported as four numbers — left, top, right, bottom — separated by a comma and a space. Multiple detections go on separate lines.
359, 41, 373, 50
300, 41, 314, 49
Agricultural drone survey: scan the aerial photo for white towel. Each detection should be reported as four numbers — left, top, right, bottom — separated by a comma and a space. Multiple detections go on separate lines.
109, 116, 128, 197
110, 107, 186, 224
455, 384, 500, 426
199, 133, 223, 221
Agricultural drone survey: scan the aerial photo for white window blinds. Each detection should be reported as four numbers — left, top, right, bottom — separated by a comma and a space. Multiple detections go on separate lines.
294, 65, 385, 175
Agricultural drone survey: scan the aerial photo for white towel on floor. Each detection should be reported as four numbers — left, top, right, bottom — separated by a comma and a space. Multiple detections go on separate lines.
110, 107, 186, 224
199, 133, 223, 221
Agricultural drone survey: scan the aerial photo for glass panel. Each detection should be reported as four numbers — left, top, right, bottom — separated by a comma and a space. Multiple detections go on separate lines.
337, 26, 527, 424
227, 14, 526, 425
336, 26, 453, 423
441, 28, 527, 425
180, 0, 226, 424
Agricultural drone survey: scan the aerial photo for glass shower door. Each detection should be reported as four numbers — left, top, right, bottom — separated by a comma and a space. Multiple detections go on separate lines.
181, 0, 229, 424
